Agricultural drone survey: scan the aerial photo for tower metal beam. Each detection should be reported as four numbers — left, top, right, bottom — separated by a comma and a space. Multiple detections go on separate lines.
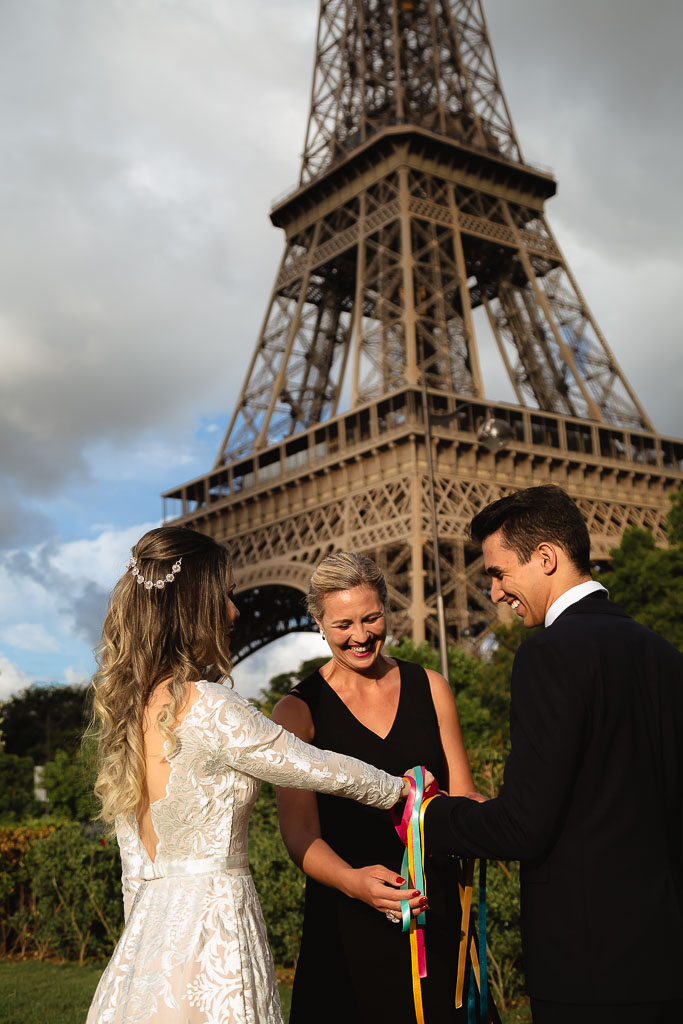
169, 1, 679, 657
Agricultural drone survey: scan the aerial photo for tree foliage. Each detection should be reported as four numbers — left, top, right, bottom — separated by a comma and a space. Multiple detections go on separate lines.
0, 751, 43, 823
42, 747, 98, 823
598, 489, 683, 651
1, 684, 89, 763
252, 657, 327, 717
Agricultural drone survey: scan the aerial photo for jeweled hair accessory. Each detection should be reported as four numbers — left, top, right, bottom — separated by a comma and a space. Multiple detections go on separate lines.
126, 555, 182, 591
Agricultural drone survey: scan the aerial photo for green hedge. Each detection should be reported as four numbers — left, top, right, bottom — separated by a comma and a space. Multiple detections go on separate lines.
247, 784, 307, 966
0, 821, 122, 964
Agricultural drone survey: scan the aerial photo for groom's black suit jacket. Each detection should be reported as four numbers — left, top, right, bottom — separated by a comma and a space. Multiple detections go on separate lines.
426, 594, 683, 1003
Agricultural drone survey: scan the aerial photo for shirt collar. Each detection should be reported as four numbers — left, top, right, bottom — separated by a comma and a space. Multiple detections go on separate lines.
545, 580, 608, 628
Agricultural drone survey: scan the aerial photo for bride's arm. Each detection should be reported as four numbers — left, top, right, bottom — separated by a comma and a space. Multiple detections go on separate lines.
271, 694, 426, 919
115, 816, 144, 923
214, 689, 408, 808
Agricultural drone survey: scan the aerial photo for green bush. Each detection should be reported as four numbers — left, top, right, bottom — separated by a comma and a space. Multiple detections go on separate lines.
42, 747, 98, 822
0, 820, 122, 963
598, 488, 683, 652
481, 860, 524, 1012
0, 820, 61, 957
249, 782, 306, 966
28, 823, 123, 965
0, 751, 43, 824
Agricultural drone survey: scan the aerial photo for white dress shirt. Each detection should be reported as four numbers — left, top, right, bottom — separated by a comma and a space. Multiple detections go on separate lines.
545, 580, 608, 628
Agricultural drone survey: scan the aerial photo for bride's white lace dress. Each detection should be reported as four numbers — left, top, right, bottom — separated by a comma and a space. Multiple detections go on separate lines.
86, 680, 402, 1024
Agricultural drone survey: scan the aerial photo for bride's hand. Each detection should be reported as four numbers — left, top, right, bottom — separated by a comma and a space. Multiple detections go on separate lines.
343, 864, 427, 919
401, 767, 438, 797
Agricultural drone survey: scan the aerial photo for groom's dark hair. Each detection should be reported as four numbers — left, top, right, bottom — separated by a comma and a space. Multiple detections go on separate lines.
469, 485, 591, 574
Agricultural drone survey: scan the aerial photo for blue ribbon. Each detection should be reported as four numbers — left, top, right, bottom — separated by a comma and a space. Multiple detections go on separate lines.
466, 859, 489, 1024
478, 859, 488, 1023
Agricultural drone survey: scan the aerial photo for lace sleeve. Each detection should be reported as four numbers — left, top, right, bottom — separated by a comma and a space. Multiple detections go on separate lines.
115, 815, 144, 923
213, 689, 403, 809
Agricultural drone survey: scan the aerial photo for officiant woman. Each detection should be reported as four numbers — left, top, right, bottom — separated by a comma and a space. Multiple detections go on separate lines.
272, 551, 476, 1024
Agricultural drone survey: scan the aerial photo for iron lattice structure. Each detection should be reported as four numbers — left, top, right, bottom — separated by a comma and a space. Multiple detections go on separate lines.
165, 0, 681, 663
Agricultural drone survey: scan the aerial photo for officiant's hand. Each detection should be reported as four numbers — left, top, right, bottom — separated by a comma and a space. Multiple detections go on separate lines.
341, 863, 427, 919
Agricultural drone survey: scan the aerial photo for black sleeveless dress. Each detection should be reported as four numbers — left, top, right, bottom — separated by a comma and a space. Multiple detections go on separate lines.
288, 659, 465, 1024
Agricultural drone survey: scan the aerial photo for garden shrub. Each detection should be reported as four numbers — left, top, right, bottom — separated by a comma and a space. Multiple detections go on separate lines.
0, 820, 61, 957
28, 823, 123, 965
249, 782, 306, 966
42, 748, 98, 822
0, 820, 122, 963
0, 751, 44, 823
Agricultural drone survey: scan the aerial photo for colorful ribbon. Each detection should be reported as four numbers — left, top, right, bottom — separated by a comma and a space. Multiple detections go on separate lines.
393, 767, 491, 1024
457, 858, 489, 1024
391, 766, 437, 1024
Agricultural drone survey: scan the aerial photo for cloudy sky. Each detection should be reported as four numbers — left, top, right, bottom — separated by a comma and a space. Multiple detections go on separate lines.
1, 0, 681, 702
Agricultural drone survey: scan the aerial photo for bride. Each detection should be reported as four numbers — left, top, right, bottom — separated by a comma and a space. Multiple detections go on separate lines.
86, 526, 422, 1024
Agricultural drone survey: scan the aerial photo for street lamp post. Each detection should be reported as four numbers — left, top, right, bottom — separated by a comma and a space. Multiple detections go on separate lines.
421, 382, 514, 680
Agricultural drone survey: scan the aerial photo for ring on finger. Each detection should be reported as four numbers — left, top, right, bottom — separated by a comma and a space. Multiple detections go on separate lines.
386, 910, 400, 923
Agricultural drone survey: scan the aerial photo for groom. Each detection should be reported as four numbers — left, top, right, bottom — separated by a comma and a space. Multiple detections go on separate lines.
424, 485, 683, 1023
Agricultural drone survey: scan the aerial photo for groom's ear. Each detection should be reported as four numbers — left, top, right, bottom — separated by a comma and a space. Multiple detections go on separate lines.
536, 543, 558, 575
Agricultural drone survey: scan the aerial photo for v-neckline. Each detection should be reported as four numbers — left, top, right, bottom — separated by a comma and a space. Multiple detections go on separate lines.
318, 667, 403, 742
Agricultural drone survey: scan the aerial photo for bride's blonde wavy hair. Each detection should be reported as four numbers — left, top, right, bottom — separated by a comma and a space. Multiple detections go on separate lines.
90, 526, 234, 824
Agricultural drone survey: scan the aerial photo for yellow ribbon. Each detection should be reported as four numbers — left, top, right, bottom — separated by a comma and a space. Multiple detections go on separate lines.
404, 794, 437, 1024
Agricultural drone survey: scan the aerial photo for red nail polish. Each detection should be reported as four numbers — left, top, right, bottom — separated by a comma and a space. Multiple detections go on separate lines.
412, 890, 420, 897
419, 898, 429, 907
395, 877, 405, 884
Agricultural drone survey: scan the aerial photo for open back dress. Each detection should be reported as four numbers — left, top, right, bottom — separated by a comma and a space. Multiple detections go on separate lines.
86, 680, 403, 1024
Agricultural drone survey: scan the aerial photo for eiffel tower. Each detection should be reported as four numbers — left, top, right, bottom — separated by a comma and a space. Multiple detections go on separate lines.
164, 0, 682, 664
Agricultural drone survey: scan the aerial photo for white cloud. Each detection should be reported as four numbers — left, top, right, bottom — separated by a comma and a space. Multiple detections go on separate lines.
0, 521, 161, 673
0, 655, 31, 702
231, 632, 328, 701
0, 0, 315, 543
0, 622, 59, 653
50, 521, 160, 585
64, 666, 88, 686
0, 559, 56, 624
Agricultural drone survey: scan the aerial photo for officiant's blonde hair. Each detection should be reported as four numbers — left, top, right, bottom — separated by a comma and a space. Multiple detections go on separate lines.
307, 551, 388, 621
89, 526, 234, 824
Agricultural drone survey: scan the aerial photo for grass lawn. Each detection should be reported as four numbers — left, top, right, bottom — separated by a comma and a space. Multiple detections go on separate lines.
0, 961, 293, 1023
0, 960, 528, 1022
0, 961, 104, 1024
